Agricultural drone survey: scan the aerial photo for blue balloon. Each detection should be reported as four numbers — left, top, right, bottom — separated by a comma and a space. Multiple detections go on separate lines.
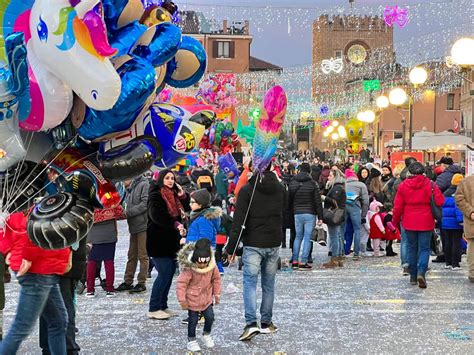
132, 23, 182, 67
218, 153, 240, 178
165, 36, 207, 88
109, 21, 148, 58
78, 57, 156, 141
103, 0, 131, 33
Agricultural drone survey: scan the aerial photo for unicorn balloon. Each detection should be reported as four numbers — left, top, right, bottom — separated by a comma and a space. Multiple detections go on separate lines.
252, 86, 287, 174
0, 0, 121, 131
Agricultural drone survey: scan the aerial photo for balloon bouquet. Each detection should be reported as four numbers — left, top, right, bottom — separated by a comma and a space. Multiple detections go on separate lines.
0, 0, 210, 250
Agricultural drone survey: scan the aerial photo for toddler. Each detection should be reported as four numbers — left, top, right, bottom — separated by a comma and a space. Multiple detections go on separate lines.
177, 238, 222, 352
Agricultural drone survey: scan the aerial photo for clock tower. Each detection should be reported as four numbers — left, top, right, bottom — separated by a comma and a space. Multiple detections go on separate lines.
312, 15, 394, 98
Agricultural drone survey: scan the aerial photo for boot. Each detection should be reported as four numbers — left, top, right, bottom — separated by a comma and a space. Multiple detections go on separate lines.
337, 256, 344, 267
322, 258, 339, 268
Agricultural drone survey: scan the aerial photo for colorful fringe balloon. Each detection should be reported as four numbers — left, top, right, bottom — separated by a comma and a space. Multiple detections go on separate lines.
251, 85, 287, 174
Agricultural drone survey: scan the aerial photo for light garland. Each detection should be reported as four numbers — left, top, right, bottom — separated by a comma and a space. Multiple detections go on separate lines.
321, 57, 343, 74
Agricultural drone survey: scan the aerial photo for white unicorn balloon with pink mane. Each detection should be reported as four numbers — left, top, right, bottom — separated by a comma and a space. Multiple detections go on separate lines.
0, 0, 121, 131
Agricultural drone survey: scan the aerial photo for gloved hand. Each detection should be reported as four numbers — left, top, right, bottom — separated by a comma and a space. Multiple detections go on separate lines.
361, 218, 367, 224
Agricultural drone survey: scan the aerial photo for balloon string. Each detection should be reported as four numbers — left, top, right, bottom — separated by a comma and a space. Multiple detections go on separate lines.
4, 136, 77, 212
6, 131, 35, 204
11, 151, 97, 214
4, 138, 54, 203
0, 169, 8, 211
230, 171, 259, 258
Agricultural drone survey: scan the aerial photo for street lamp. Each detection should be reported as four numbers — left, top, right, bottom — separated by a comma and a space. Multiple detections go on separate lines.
451, 37, 474, 67
409, 67, 428, 86
376, 95, 389, 109
389, 88, 408, 106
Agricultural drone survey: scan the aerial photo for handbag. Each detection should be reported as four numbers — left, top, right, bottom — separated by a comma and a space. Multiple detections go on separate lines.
323, 200, 345, 226
432, 228, 443, 256
430, 182, 443, 222
311, 226, 327, 246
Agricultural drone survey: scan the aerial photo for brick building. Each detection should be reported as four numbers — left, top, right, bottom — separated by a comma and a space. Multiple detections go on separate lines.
179, 11, 252, 73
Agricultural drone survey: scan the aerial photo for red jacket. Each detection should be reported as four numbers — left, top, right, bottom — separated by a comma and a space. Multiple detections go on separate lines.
393, 175, 445, 231
0, 212, 71, 275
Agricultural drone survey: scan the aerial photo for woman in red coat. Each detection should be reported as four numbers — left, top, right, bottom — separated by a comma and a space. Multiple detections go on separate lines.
393, 162, 444, 289
0, 212, 71, 354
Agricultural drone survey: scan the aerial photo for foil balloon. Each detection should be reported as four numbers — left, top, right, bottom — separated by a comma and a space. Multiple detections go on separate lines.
218, 152, 240, 178
0, 33, 30, 172
345, 118, 365, 154
165, 36, 207, 88
252, 85, 287, 174
236, 118, 256, 144
0, 0, 121, 131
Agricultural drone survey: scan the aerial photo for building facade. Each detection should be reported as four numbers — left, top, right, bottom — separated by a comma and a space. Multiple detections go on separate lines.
179, 11, 252, 74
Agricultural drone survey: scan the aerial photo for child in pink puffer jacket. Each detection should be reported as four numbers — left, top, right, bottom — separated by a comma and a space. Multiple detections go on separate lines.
176, 238, 222, 353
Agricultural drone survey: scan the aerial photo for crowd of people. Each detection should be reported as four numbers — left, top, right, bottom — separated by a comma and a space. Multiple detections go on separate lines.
0, 149, 473, 353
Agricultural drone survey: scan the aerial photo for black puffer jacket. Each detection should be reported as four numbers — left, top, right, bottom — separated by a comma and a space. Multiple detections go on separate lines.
436, 164, 462, 193
228, 172, 286, 251
289, 172, 323, 218
324, 182, 346, 210
146, 182, 189, 258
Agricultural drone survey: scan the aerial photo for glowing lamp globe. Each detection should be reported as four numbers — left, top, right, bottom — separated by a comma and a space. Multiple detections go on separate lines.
323, 130, 329, 137
338, 125, 347, 138
409, 67, 428, 85
357, 111, 365, 121
327, 126, 335, 133
332, 120, 339, 127
376, 95, 389, 109
451, 38, 474, 67
331, 133, 339, 140
389, 88, 408, 106
364, 110, 376, 123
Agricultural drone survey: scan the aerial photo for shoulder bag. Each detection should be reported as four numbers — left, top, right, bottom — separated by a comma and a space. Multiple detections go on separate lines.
430, 182, 443, 222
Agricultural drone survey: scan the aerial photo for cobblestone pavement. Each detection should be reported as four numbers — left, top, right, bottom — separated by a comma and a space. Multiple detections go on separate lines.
4, 221, 474, 354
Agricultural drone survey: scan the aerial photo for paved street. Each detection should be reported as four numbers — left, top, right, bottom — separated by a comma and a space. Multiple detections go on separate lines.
4, 221, 474, 354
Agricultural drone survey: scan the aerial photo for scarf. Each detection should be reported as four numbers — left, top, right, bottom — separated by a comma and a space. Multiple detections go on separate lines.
160, 186, 183, 219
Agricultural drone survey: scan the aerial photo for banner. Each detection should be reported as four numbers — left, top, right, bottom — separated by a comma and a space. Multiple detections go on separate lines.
390, 151, 423, 171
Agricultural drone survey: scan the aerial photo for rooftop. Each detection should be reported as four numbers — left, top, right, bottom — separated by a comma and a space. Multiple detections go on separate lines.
249, 56, 283, 72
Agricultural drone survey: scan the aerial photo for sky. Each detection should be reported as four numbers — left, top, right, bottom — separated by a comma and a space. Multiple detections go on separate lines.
181, 0, 472, 67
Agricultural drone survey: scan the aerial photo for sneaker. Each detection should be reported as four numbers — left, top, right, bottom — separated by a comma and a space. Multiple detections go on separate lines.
260, 322, 279, 334
444, 265, 452, 270
291, 262, 299, 270
410, 277, 417, 285
452, 266, 462, 271
202, 334, 215, 348
148, 310, 171, 320
298, 263, 312, 271
353, 255, 360, 261
85, 291, 95, 298
402, 267, 410, 276
164, 309, 178, 317
417, 275, 427, 289
115, 282, 133, 292
129, 284, 146, 294
106, 291, 116, 297
238, 322, 260, 341
76, 281, 86, 295
187, 340, 201, 352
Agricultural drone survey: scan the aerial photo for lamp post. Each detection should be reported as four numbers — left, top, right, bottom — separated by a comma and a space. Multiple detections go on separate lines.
407, 67, 428, 151
449, 37, 474, 141
389, 87, 409, 151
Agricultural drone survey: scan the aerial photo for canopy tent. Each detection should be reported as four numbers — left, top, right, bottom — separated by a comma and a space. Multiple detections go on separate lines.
384, 130, 436, 149
417, 131, 472, 151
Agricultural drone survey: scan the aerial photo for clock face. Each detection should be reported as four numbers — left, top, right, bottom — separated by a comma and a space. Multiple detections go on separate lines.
347, 44, 367, 65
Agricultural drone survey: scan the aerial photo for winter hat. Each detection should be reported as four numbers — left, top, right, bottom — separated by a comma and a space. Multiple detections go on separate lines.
451, 173, 464, 186
404, 157, 417, 167
191, 188, 211, 207
191, 238, 211, 263
408, 161, 425, 176
345, 169, 358, 180
443, 157, 454, 165
370, 200, 383, 212
370, 168, 382, 178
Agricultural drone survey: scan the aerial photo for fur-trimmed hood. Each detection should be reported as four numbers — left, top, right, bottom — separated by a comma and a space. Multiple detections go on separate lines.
177, 242, 216, 274
190, 207, 222, 221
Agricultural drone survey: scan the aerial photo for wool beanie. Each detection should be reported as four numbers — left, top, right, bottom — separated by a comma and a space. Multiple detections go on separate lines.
408, 161, 425, 176
451, 173, 464, 186
370, 168, 382, 178
191, 238, 211, 263
191, 188, 211, 207
345, 169, 358, 180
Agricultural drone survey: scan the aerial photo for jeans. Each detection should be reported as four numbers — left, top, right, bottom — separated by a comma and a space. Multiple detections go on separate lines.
400, 227, 409, 267
344, 217, 354, 255
0, 274, 67, 355
188, 305, 214, 340
443, 229, 463, 268
328, 225, 344, 257
406, 230, 433, 279
149, 257, 177, 312
345, 203, 362, 256
40, 278, 80, 355
293, 214, 316, 264
242, 246, 279, 325
124, 231, 149, 285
